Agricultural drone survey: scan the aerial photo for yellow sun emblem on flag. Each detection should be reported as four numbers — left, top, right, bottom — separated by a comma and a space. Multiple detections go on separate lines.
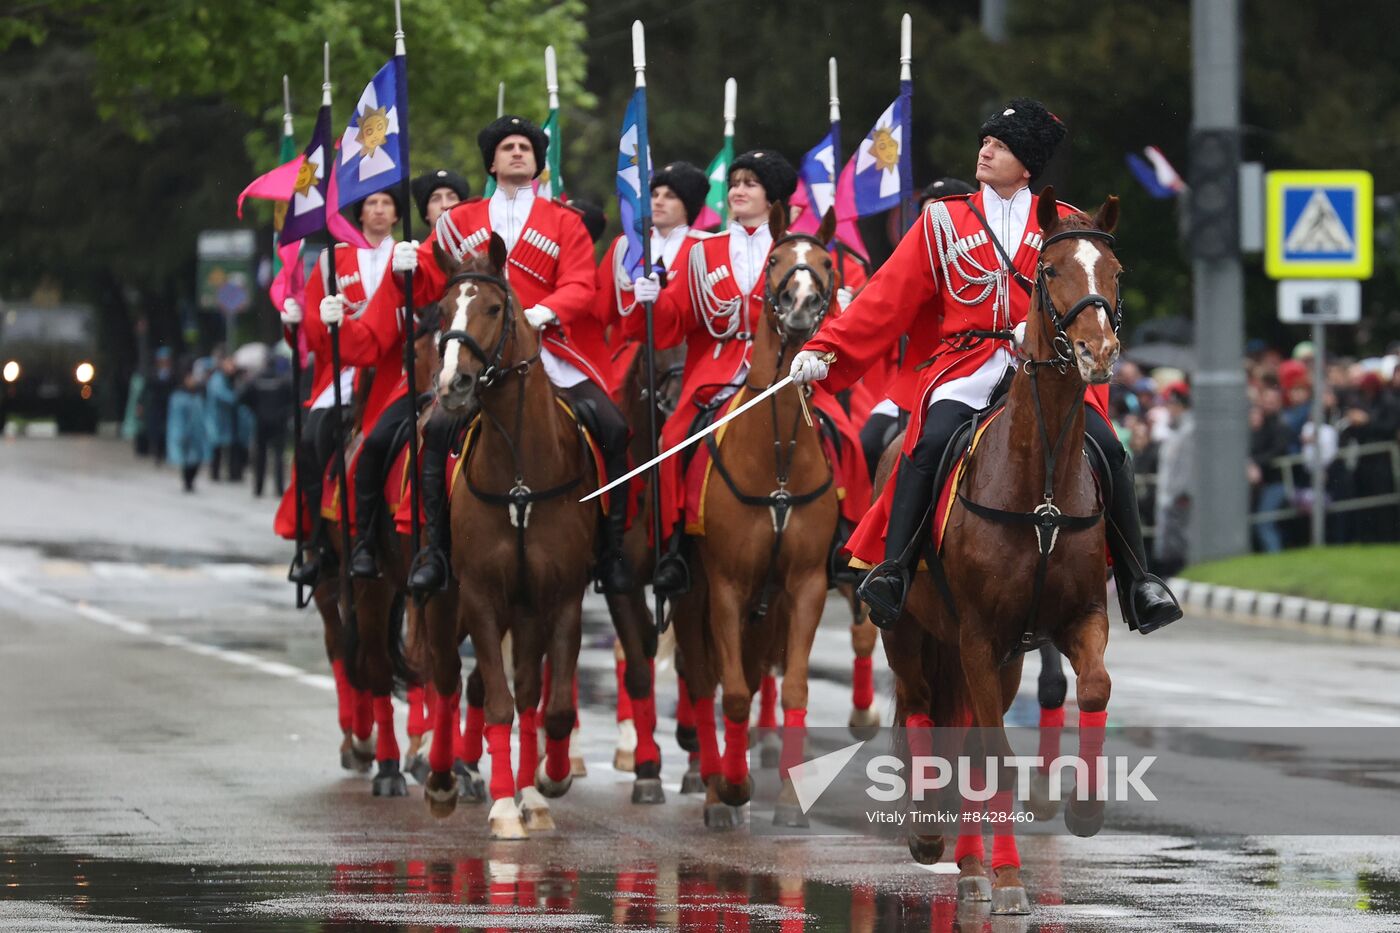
871, 126, 900, 172
273, 201, 288, 232
293, 158, 320, 197
355, 105, 391, 158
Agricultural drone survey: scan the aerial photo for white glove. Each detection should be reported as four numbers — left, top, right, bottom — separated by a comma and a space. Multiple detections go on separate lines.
836, 286, 854, 309
319, 294, 345, 326
632, 273, 661, 303
280, 298, 302, 326
392, 240, 420, 273
1011, 321, 1028, 351
789, 350, 830, 385
524, 304, 558, 330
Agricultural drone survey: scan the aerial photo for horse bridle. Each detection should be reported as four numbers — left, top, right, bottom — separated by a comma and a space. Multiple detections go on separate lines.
437, 269, 539, 389
1027, 228, 1123, 374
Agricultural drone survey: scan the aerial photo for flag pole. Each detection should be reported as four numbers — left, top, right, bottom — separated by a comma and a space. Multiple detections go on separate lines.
898, 13, 914, 235
828, 57, 851, 285
721, 77, 736, 226
392, 0, 424, 569
323, 42, 357, 626
497, 81, 506, 118
545, 46, 559, 112
282, 74, 310, 607
632, 20, 665, 633
543, 45, 561, 199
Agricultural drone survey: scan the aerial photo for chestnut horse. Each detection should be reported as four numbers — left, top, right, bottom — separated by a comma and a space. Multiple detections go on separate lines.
419, 236, 596, 839
671, 205, 842, 828
881, 190, 1122, 915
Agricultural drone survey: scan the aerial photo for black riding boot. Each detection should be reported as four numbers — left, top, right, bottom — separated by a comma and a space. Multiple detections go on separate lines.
288, 468, 328, 586
857, 454, 937, 630
1102, 452, 1182, 634
408, 417, 453, 595
651, 523, 690, 597
350, 499, 382, 579
596, 479, 636, 595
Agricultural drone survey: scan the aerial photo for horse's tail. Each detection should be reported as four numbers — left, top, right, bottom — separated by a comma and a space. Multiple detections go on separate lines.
387, 589, 411, 695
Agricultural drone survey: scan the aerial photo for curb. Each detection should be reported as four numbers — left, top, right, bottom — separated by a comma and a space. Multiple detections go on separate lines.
1167, 576, 1400, 640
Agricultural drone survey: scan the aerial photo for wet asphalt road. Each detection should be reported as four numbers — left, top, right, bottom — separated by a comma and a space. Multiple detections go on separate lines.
1, 435, 1399, 932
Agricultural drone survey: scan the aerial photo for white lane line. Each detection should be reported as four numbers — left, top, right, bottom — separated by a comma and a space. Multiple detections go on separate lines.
0, 570, 332, 692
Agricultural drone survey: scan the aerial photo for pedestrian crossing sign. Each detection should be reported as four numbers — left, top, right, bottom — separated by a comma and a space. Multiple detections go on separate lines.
1266, 170, 1372, 279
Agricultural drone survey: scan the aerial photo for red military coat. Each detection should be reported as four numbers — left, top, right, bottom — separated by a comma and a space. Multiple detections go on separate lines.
644, 228, 870, 533
299, 243, 385, 410
802, 190, 1110, 565
412, 196, 612, 393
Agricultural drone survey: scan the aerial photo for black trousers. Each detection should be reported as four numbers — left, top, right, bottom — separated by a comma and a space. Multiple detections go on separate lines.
295, 407, 342, 541
353, 394, 415, 538
252, 421, 287, 497
860, 411, 902, 482
560, 379, 630, 482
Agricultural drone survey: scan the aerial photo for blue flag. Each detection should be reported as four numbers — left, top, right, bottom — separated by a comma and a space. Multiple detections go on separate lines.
797, 128, 838, 218
615, 89, 652, 280
334, 59, 407, 210
850, 93, 910, 216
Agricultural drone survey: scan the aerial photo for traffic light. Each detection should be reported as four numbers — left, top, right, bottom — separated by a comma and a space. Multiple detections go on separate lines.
1188, 128, 1240, 261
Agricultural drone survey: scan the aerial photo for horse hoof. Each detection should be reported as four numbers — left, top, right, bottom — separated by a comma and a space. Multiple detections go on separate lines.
957, 875, 992, 903
570, 756, 588, 778
715, 776, 752, 808
756, 732, 781, 770
614, 719, 638, 772
991, 885, 1031, 916
518, 786, 556, 832
848, 705, 881, 740
534, 761, 573, 799
907, 834, 945, 865
704, 802, 744, 830
404, 753, 431, 786
680, 768, 706, 795
350, 734, 376, 774
424, 770, 458, 819
371, 760, 408, 797
631, 777, 665, 805
675, 724, 700, 754
339, 733, 356, 771
1027, 771, 1061, 821
772, 802, 809, 828
1065, 797, 1105, 838
613, 748, 636, 772
488, 797, 528, 840
453, 760, 487, 804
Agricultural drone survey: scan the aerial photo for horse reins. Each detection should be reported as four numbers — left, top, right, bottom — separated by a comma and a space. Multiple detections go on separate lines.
706, 232, 838, 623
440, 268, 585, 606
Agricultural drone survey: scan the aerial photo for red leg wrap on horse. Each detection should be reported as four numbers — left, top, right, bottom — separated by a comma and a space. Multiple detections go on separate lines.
989, 789, 1020, 868
616, 658, 633, 722
462, 701, 485, 764
353, 689, 373, 741
515, 708, 539, 792
1078, 709, 1108, 797
694, 696, 720, 779
954, 829, 985, 864
956, 766, 987, 863
1038, 705, 1066, 773
780, 708, 807, 780
905, 713, 934, 762
633, 695, 660, 767
430, 691, 459, 773
331, 659, 353, 733
407, 684, 426, 738
373, 695, 398, 762
722, 716, 749, 788
758, 675, 778, 729
545, 735, 571, 783
484, 722, 514, 800
852, 655, 875, 710
675, 676, 696, 729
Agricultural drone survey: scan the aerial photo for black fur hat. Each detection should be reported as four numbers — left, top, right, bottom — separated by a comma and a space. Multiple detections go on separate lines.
728, 149, 798, 205
918, 177, 976, 205
977, 98, 1066, 180
477, 115, 549, 178
411, 169, 471, 223
651, 160, 709, 225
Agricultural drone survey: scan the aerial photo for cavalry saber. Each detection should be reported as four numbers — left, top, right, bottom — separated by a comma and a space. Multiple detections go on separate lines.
580, 352, 833, 505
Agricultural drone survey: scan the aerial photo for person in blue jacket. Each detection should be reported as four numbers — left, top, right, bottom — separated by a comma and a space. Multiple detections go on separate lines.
167, 362, 208, 493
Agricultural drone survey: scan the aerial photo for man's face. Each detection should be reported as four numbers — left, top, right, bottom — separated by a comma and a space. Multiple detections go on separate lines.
426, 187, 461, 225
360, 192, 398, 238
651, 185, 687, 231
975, 135, 1031, 191
727, 170, 770, 223
491, 135, 537, 184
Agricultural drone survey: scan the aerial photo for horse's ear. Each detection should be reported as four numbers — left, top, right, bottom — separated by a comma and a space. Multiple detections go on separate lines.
1036, 185, 1060, 236
1094, 195, 1120, 235
769, 201, 788, 240
816, 206, 837, 246
487, 232, 508, 274
432, 240, 456, 276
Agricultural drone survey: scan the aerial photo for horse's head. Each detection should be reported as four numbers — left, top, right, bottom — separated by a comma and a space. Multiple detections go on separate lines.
1031, 187, 1122, 385
762, 203, 837, 344
432, 233, 537, 414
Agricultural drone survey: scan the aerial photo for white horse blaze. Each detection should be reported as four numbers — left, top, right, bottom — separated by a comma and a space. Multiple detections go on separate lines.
785, 240, 818, 320
438, 284, 477, 393
1071, 240, 1116, 358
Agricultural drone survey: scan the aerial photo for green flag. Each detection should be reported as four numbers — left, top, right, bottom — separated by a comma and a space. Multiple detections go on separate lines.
700, 137, 734, 229
271, 125, 298, 277
538, 108, 563, 200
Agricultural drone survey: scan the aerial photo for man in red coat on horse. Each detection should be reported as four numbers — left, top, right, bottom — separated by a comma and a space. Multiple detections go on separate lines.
791, 99, 1180, 635
393, 116, 636, 596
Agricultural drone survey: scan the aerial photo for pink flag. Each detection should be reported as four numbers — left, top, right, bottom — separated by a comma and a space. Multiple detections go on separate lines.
694, 205, 723, 231
268, 239, 305, 314
236, 156, 305, 219
787, 159, 869, 260
325, 156, 372, 249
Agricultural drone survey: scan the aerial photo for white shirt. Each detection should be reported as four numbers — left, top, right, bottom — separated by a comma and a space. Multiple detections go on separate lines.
727, 221, 773, 295
651, 224, 691, 277
979, 183, 1031, 259
489, 184, 537, 254
357, 235, 395, 306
